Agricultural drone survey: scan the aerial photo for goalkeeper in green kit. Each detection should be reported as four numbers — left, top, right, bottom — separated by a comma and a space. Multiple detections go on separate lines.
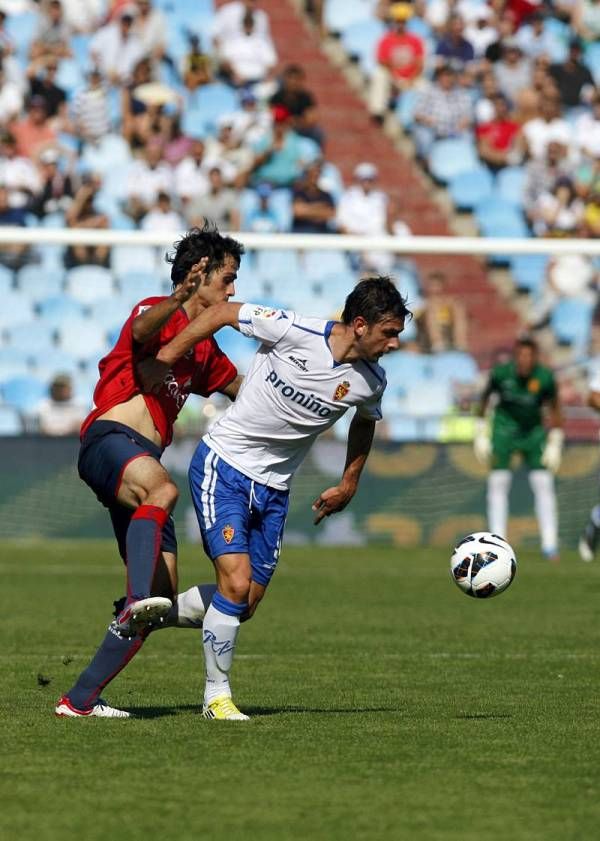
474, 337, 564, 560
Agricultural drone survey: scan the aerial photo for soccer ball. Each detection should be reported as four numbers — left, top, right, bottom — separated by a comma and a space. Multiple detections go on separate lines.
450, 532, 517, 599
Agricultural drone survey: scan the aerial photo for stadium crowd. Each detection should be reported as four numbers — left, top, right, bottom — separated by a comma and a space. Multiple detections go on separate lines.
1, 0, 599, 439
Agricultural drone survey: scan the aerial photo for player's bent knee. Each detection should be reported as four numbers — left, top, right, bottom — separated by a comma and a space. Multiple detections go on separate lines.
222, 574, 251, 604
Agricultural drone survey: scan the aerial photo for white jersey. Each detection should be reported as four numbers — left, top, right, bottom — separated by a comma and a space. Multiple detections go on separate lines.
203, 304, 387, 490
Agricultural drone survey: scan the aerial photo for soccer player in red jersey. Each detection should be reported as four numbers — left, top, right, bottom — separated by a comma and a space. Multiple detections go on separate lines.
55, 224, 244, 718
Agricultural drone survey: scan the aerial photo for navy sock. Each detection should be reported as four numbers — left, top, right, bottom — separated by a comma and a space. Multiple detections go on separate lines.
125, 504, 168, 603
66, 625, 147, 710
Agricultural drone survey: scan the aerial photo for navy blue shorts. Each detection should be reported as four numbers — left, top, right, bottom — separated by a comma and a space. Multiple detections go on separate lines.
78, 420, 177, 561
189, 441, 289, 587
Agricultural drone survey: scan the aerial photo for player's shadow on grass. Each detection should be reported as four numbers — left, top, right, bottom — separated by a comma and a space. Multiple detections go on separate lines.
128, 704, 398, 719
128, 704, 201, 719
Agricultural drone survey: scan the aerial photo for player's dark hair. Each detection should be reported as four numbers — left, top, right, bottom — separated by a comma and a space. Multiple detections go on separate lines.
516, 336, 538, 352
341, 276, 412, 326
167, 222, 245, 288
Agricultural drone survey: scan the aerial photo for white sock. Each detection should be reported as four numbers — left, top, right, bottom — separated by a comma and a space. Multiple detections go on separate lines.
157, 584, 217, 629
529, 469, 558, 552
487, 470, 512, 538
202, 603, 241, 705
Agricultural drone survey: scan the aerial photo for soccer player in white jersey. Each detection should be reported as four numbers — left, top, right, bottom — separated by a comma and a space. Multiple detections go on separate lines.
579, 367, 600, 561
140, 277, 410, 720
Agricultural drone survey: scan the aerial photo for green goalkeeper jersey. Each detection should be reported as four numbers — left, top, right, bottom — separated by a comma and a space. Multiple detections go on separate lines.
485, 361, 557, 433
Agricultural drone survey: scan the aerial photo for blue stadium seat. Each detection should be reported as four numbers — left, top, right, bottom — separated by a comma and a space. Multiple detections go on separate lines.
585, 41, 600, 84
496, 166, 526, 207
81, 134, 132, 174
5, 11, 38, 63
429, 351, 479, 384
88, 297, 133, 333
385, 415, 421, 442
101, 163, 132, 202
312, 271, 357, 301
214, 327, 257, 372
341, 18, 386, 76
405, 380, 453, 417
16, 265, 64, 301
303, 249, 350, 280
55, 59, 84, 97
5, 321, 56, 356
256, 249, 302, 281
395, 88, 418, 130
0, 405, 24, 435
474, 197, 529, 238
30, 348, 80, 379
383, 351, 429, 385
1, 375, 48, 414
270, 189, 293, 231
0, 265, 14, 293
428, 138, 479, 183
38, 295, 86, 328
57, 320, 109, 363
319, 161, 344, 202
510, 254, 549, 294
550, 298, 594, 348
0, 347, 31, 380
448, 167, 494, 211
111, 246, 158, 276
0, 293, 35, 328
116, 270, 165, 307
324, 0, 378, 34
65, 265, 115, 304
187, 84, 239, 135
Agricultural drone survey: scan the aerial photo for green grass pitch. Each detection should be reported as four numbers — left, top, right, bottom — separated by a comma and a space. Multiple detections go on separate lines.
2, 540, 600, 841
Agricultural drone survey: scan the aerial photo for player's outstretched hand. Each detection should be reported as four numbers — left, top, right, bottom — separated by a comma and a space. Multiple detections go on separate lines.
172, 257, 209, 304
137, 357, 171, 392
541, 428, 564, 473
312, 484, 355, 525
473, 418, 491, 466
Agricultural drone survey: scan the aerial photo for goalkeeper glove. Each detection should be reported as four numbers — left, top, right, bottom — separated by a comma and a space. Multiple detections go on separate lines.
541, 428, 564, 473
473, 418, 491, 465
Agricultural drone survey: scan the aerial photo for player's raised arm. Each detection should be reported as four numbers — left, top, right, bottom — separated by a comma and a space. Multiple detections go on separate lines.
131, 258, 209, 344
312, 412, 376, 525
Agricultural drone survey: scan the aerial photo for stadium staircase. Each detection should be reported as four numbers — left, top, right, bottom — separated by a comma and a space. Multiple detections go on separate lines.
220, 0, 521, 366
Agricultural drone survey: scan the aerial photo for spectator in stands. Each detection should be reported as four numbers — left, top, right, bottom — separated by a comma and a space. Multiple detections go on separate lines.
90, 5, 145, 85
133, 0, 167, 63
204, 116, 252, 184
484, 16, 517, 64
572, 0, 600, 43
270, 64, 323, 148
181, 33, 213, 92
412, 63, 474, 161
228, 89, 272, 146
31, 147, 75, 218
64, 172, 110, 268
247, 105, 305, 188
219, 10, 278, 89
174, 137, 210, 206
124, 139, 173, 223
420, 271, 468, 353
59, 0, 104, 33
11, 95, 57, 160
37, 374, 87, 436
434, 14, 475, 70
521, 95, 572, 161
475, 70, 501, 124
291, 161, 335, 234
549, 38, 595, 111
141, 190, 184, 232
464, 7, 498, 59
245, 181, 279, 232
0, 10, 15, 55
27, 57, 68, 127
212, 0, 272, 52
162, 114, 193, 166
476, 93, 521, 172
0, 58, 23, 124
523, 140, 574, 222
0, 184, 30, 269
72, 68, 111, 146
0, 42, 25, 93
514, 11, 562, 62
574, 92, 600, 159
583, 183, 600, 235
30, 0, 72, 62
0, 132, 41, 209
369, 2, 425, 123
336, 161, 391, 271
187, 165, 241, 231
530, 176, 584, 236
493, 39, 532, 106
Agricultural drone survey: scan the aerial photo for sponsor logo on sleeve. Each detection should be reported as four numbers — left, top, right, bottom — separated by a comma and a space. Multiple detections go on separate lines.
252, 305, 279, 319
333, 381, 351, 401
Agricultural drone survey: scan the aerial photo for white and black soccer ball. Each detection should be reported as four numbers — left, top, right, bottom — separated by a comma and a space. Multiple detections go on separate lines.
450, 532, 517, 599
